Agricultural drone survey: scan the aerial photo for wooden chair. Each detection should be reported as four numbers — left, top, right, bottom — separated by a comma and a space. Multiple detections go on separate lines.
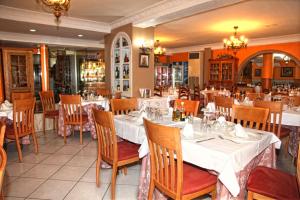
39, 90, 59, 135
246, 93, 265, 101
96, 88, 112, 99
178, 86, 190, 100
231, 104, 269, 130
247, 142, 300, 200
92, 108, 140, 200
0, 146, 7, 199
193, 85, 200, 100
114, 91, 122, 99
5, 98, 38, 162
153, 86, 163, 97
11, 92, 33, 102
204, 92, 215, 106
174, 99, 199, 116
110, 98, 138, 115
281, 96, 300, 106
143, 118, 217, 200
254, 101, 290, 153
60, 94, 89, 145
215, 96, 234, 121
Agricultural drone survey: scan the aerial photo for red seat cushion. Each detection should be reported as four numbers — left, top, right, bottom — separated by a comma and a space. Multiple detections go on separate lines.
182, 163, 217, 195
117, 140, 140, 161
247, 166, 300, 199
45, 109, 59, 117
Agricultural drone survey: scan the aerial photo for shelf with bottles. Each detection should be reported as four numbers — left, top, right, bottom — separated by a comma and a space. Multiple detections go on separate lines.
80, 60, 105, 83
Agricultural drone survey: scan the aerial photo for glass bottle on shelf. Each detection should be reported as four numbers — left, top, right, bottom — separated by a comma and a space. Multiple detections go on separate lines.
123, 67, 126, 79
124, 53, 129, 63
115, 67, 120, 79
115, 52, 120, 63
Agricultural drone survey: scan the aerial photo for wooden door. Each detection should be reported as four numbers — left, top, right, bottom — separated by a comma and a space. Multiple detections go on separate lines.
2, 48, 34, 101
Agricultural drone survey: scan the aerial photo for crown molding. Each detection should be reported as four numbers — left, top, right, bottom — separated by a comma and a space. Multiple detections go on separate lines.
167, 34, 300, 53
111, 0, 245, 29
0, 5, 111, 33
0, 31, 104, 48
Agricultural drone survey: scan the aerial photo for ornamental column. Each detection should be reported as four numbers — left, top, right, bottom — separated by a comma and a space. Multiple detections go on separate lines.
262, 53, 273, 91
40, 44, 49, 91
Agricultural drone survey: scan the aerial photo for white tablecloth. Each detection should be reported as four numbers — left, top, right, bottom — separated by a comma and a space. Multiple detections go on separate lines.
81, 99, 110, 111
114, 115, 280, 197
137, 96, 175, 110
0, 109, 13, 120
281, 109, 300, 126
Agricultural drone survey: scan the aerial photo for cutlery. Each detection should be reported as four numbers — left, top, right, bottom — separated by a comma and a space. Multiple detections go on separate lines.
218, 135, 240, 144
195, 137, 215, 143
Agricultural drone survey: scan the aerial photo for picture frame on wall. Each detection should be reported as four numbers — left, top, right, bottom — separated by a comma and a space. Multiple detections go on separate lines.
281, 67, 294, 77
139, 53, 149, 68
254, 68, 262, 77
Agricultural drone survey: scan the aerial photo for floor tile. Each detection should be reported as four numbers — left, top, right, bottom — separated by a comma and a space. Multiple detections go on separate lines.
29, 179, 76, 200
55, 145, 82, 155
21, 164, 61, 179
103, 184, 138, 200
80, 167, 112, 183
38, 144, 62, 154
4, 197, 25, 200
22, 153, 51, 164
3, 176, 18, 186
6, 163, 35, 177
4, 177, 44, 198
65, 155, 96, 167
116, 169, 140, 186
77, 147, 97, 157
50, 165, 88, 181
64, 182, 109, 200
41, 154, 73, 165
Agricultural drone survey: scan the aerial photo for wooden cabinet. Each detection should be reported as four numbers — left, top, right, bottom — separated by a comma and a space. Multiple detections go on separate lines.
208, 58, 238, 88
2, 48, 34, 101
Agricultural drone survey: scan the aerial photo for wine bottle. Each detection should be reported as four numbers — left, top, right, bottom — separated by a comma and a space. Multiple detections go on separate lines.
180, 102, 186, 121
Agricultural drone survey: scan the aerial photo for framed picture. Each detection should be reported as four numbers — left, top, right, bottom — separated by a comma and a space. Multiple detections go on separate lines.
281, 67, 294, 77
139, 53, 149, 68
254, 68, 262, 77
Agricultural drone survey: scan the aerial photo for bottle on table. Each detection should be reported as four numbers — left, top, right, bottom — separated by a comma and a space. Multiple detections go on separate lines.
180, 102, 186, 121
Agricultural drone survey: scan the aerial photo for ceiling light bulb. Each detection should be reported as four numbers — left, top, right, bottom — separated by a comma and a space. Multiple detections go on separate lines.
78, 34, 83, 37
30, 29, 37, 32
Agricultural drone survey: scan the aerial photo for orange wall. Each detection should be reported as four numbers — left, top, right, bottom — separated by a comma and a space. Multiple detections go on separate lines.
212, 42, 300, 69
170, 52, 188, 62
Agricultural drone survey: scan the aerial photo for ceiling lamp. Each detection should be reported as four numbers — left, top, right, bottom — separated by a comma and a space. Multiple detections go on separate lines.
41, 0, 71, 22
154, 40, 166, 55
223, 26, 248, 55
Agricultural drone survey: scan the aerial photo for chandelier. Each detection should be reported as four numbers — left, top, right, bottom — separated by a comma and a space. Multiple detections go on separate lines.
223, 26, 248, 54
154, 40, 166, 55
40, 0, 71, 22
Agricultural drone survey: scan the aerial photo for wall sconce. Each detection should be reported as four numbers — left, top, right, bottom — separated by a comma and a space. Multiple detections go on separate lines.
135, 39, 153, 54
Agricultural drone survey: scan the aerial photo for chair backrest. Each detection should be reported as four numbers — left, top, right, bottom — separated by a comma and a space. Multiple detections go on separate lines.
174, 99, 199, 116
246, 93, 265, 101
178, 86, 190, 100
39, 90, 56, 113
297, 142, 300, 190
92, 108, 117, 164
254, 100, 283, 137
60, 94, 82, 125
96, 88, 112, 99
12, 98, 36, 137
215, 96, 234, 120
153, 86, 163, 97
11, 92, 33, 103
144, 118, 183, 199
114, 91, 122, 99
110, 98, 138, 115
231, 104, 269, 130
205, 92, 215, 104
0, 146, 7, 191
0, 121, 5, 147
193, 85, 200, 100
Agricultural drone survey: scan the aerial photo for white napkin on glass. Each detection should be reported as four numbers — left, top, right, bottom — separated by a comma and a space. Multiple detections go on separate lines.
235, 124, 248, 138
206, 102, 216, 112
182, 123, 194, 139
234, 99, 240, 105
217, 116, 226, 124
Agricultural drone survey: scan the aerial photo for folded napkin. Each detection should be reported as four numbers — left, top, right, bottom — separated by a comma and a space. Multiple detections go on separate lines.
182, 123, 194, 139
1, 103, 11, 111
217, 116, 226, 124
137, 112, 148, 123
234, 99, 240, 105
235, 124, 248, 138
4, 100, 12, 107
206, 102, 216, 112
97, 95, 104, 100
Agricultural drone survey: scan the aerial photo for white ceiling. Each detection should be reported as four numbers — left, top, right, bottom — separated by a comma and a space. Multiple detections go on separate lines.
155, 0, 300, 48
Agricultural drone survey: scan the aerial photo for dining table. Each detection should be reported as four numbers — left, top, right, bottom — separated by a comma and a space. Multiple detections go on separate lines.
113, 113, 281, 200
57, 98, 110, 139
137, 94, 177, 110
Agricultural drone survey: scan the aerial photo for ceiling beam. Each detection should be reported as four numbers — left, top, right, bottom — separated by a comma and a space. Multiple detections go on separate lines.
0, 31, 104, 48
111, 0, 246, 29
0, 5, 111, 33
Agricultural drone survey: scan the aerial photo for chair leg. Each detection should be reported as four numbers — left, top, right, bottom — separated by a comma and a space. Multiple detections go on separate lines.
56, 117, 59, 134
247, 191, 254, 200
148, 177, 155, 200
122, 167, 127, 175
53, 117, 55, 132
64, 125, 67, 144
96, 154, 101, 187
32, 131, 39, 154
111, 164, 118, 200
15, 138, 23, 162
80, 124, 83, 145
211, 188, 217, 200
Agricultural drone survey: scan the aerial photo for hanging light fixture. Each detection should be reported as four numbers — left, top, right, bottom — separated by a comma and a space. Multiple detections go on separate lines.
223, 26, 248, 55
40, 0, 71, 23
154, 40, 166, 55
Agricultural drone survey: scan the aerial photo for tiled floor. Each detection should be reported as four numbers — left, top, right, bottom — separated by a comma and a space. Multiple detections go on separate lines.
3, 130, 296, 200
4, 130, 141, 200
